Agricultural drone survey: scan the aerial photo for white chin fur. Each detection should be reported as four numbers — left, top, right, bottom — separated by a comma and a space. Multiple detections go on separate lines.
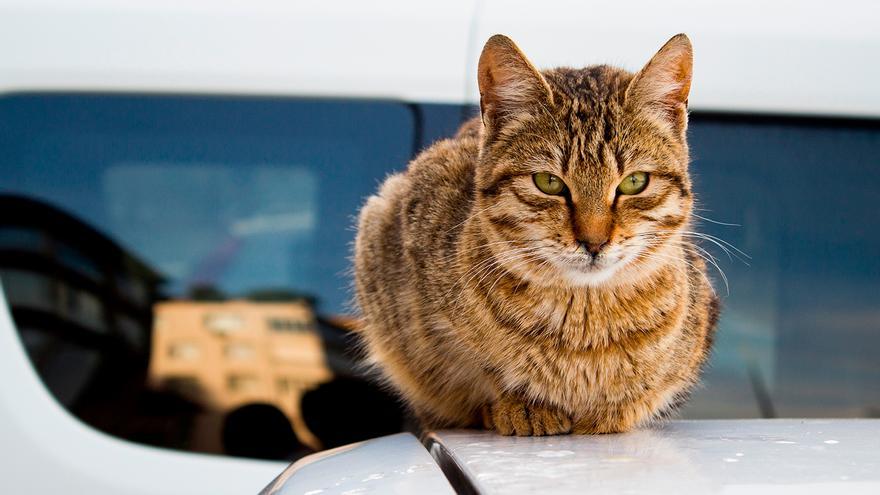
562, 264, 621, 287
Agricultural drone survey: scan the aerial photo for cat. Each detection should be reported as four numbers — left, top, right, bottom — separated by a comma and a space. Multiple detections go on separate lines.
354, 33, 719, 435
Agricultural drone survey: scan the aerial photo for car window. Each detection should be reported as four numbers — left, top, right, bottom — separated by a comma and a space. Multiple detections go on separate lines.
0, 94, 878, 460
0, 94, 419, 313
680, 114, 880, 419
0, 94, 420, 458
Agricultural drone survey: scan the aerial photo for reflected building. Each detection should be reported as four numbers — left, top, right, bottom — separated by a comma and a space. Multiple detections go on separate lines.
0, 194, 187, 446
149, 298, 332, 451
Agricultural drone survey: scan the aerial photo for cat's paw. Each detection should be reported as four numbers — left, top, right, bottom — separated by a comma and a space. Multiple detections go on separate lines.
571, 420, 627, 434
571, 411, 637, 434
482, 398, 572, 436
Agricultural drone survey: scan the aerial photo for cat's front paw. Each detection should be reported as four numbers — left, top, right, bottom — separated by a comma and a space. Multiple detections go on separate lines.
482, 397, 572, 436
571, 409, 638, 434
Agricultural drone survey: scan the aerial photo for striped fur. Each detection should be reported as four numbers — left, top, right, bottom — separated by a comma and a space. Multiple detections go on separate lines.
354, 34, 719, 435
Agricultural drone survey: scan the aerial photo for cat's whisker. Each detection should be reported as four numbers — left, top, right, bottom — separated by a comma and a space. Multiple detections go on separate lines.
511, 254, 554, 293
448, 248, 548, 315
631, 250, 718, 298
689, 242, 722, 268
676, 230, 751, 262
484, 250, 547, 297
630, 236, 730, 296
462, 245, 544, 273
637, 238, 732, 293
469, 248, 546, 290
450, 246, 545, 297
636, 229, 750, 267
633, 248, 701, 273
443, 202, 498, 234
451, 258, 502, 295
692, 213, 741, 227
437, 238, 548, 264
434, 238, 536, 264
684, 246, 730, 296
631, 239, 703, 266
678, 235, 737, 262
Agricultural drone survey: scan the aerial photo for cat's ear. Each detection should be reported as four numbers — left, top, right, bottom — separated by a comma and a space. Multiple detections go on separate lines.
478, 34, 553, 135
626, 34, 693, 136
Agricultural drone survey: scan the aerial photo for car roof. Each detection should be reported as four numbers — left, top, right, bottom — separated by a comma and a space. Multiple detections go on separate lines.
260, 433, 457, 495
265, 419, 880, 494
428, 420, 880, 494
0, 0, 878, 117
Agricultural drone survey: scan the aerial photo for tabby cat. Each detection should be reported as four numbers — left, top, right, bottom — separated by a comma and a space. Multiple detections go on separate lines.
354, 34, 719, 435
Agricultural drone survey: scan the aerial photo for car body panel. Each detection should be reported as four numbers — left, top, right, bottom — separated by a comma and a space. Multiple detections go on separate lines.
473, 0, 880, 117
1, 1, 879, 117
0, 0, 476, 103
260, 433, 456, 495
0, 280, 286, 494
427, 420, 880, 494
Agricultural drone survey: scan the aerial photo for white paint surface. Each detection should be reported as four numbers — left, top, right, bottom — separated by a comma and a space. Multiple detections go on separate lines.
0, 280, 286, 493
0, 0, 878, 117
431, 420, 880, 494
473, 0, 880, 117
261, 434, 454, 495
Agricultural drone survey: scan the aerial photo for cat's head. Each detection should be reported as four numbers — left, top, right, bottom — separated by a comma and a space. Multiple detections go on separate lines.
474, 34, 694, 287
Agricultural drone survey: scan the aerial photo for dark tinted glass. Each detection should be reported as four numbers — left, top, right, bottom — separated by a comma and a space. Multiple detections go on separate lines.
0, 94, 419, 457
0, 94, 416, 313
1, 94, 878, 459
680, 115, 880, 419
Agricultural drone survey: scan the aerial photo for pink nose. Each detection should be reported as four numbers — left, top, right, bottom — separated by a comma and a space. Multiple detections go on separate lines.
579, 238, 609, 256
574, 213, 612, 255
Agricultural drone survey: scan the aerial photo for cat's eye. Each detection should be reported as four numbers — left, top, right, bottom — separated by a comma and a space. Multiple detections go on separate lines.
533, 172, 567, 195
617, 171, 649, 195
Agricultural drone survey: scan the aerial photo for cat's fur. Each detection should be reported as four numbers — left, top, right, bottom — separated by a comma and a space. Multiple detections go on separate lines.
354, 34, 719, 435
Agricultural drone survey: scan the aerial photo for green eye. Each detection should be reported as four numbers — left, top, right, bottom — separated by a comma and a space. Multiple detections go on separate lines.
617, 171, 649, 195
533, 172, 567, 195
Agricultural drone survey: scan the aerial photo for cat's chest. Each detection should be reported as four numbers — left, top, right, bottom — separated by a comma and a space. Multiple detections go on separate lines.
508, 288, 687, 402
515, 283, 684, 349
524, 289, 625, 332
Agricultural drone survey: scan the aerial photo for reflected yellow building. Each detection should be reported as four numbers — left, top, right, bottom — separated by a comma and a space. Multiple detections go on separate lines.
148, 299, 332, 451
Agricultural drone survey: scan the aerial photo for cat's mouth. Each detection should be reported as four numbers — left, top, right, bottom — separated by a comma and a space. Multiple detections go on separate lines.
570, 254, 619, 271
555, 250, 627, 286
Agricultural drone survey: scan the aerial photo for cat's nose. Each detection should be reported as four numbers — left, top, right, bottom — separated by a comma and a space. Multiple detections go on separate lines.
574, 212, 612, 256
578, 239, 609, 256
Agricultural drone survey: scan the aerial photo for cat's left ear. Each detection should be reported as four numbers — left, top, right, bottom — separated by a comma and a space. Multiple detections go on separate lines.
626, 34, 693, 136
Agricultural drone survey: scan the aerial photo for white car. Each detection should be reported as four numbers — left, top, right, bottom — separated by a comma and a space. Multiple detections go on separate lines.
1, 1, 878, 493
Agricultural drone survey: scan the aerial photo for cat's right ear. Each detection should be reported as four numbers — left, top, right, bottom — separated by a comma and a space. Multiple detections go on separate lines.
625, 34, 693, 137
478, 35, 553, 136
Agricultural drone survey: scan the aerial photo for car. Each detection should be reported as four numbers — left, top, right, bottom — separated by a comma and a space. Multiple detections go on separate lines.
1, 1, 878, 493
